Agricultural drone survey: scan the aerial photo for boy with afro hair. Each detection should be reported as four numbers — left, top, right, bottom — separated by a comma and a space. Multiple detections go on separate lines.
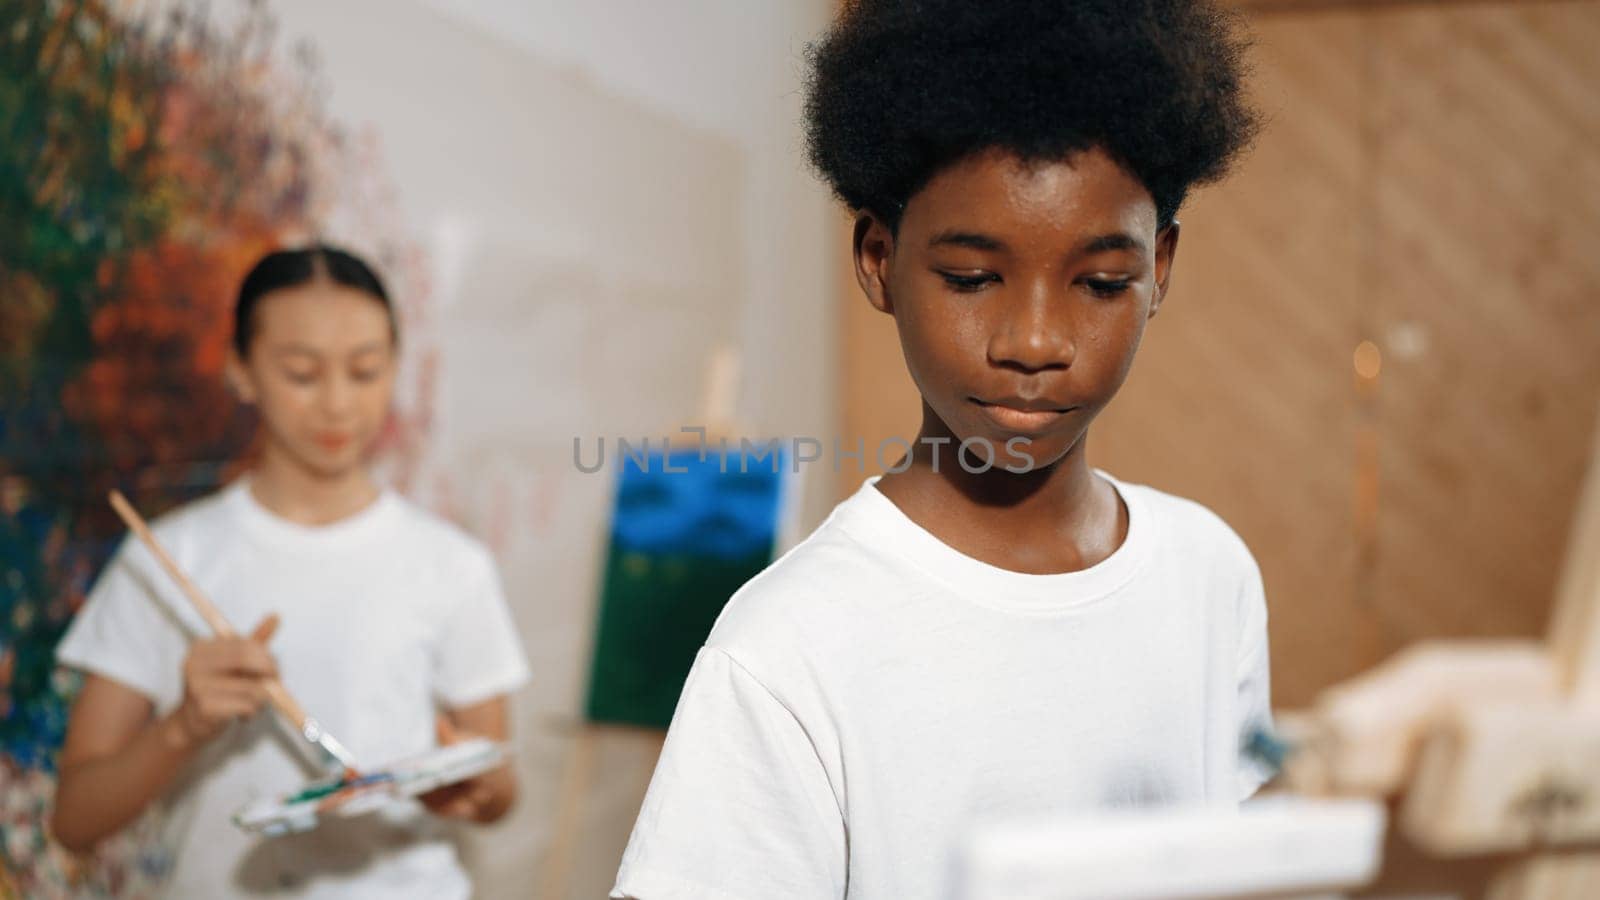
614, 2, 1270, 897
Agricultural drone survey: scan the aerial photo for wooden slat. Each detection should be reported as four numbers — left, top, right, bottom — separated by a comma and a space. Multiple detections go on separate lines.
1548, 403, 1600, 702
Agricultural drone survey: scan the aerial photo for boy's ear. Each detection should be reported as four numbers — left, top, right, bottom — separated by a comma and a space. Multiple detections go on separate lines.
1149, 220, 1181, 319
852, 212, 896, 315
225, 349, 257, 404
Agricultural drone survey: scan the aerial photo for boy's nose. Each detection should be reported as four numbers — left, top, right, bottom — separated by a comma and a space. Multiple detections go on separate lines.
987, 283, 1075, 373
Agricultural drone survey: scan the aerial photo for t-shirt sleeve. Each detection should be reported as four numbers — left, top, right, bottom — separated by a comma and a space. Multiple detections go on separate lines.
431, 546, 532, 708
1234, 553, 1274, 801
612, 647, 847, 900
54, 537, 192, 713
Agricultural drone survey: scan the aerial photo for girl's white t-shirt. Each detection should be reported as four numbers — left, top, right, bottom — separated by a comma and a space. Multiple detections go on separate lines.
56, 479, 532, 899
613, 472, 1272, 900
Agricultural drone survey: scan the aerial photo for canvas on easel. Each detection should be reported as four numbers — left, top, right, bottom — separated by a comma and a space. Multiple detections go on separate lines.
582, 443, 790, 728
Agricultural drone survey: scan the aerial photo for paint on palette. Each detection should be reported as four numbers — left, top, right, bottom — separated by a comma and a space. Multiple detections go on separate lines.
233, 739, 506, 837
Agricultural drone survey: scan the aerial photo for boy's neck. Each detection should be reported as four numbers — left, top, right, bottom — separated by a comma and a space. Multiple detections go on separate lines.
873, 413, 1127, 576
247, 448, 382, 527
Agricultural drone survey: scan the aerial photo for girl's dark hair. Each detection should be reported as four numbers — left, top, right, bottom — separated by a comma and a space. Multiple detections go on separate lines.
233, 244, 395, 356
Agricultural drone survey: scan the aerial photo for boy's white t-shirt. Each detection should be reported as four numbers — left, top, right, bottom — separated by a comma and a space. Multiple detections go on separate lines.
55, 479, 532, 899
613, 472, 1272, 900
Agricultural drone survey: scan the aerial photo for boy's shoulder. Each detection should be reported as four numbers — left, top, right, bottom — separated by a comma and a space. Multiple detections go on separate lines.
1119, 476, 1253, 547
704, 493, 898, 663
1114, 475, 1260, 576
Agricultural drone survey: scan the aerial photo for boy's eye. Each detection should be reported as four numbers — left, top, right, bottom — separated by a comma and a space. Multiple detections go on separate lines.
351, 368, 383, 383
284, 370, 318, 385
1083, 277, 1132, 298
937, 270, 999, 293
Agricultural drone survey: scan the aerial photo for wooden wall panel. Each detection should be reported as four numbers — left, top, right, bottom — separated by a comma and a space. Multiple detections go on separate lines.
1370, 3, 1600, 651
835, 2, 1600, 711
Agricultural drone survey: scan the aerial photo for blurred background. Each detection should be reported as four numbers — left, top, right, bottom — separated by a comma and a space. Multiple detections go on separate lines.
2, 0, 1597, 897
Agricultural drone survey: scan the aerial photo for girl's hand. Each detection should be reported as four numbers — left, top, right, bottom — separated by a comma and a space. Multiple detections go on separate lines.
419, 715, 509, 822
169, 614, 280, 748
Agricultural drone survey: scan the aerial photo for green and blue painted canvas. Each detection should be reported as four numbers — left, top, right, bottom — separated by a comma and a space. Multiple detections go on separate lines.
584, 448, 789, 729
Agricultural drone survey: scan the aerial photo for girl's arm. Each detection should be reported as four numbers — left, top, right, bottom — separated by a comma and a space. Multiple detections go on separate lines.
51, 675, 199, 851
51, 618, 280, 851
420, 695, 517, 824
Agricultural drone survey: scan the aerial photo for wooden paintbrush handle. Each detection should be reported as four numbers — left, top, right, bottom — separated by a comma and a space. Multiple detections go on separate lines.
262, 680, 309, 725
107, 490, 308, 730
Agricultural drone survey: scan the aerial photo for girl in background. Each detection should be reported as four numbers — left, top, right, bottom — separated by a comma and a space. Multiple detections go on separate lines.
51, 245, 530, 898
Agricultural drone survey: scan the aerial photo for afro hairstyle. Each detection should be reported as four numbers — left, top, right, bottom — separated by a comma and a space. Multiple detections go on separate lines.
803, 0, 1260, 230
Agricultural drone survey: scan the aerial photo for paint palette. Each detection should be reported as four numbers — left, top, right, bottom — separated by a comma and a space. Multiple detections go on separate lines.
233, 738, 507, 836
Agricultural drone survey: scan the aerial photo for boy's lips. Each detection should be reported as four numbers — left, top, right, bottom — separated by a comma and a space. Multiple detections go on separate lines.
971, 396, 1076, 434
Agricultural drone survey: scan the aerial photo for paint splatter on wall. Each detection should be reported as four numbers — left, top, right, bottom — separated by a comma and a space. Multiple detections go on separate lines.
0, 2, 431, 895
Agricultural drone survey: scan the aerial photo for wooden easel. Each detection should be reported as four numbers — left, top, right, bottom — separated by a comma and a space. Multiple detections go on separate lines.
1478, 401, 1600, 897
1286, 402, 1600, 897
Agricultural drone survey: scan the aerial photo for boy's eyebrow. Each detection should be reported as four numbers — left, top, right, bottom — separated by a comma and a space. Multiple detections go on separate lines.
927, 230, 1148, 255
928, 230, 1006, 252
1080, 232, 1146, 255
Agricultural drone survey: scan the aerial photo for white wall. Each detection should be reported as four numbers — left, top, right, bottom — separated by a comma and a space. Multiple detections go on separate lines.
417, 1, 802, 144
418, 0, 839, 524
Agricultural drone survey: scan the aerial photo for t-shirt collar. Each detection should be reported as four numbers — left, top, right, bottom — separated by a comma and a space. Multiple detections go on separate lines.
834, 469, 1152, 613
225, 477, 401, 553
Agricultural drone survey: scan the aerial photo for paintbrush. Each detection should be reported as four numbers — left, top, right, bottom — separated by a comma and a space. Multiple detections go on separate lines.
107, 489, 360, 778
